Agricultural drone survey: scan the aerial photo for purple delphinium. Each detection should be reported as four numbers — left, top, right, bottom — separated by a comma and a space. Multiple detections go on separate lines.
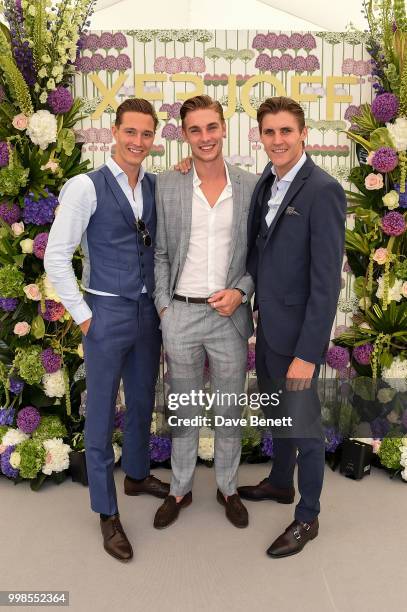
16, 406, 40, 434
0, 407, 15, 426
38, 300, 65, 322
0, 297, 18, 312
4, 0, 36, 86
371, 93, 399, 123
149, 434, 171, 462
33, 232, 49, 259
381, 211, 406, 236
0, 141, 9, 167
324, 427, 343, 452
0, 201, 21, 224
326, 346, 350, 370
261, 433, 274, 458
394, 183, 407, 208
23, 192, 58, 225
47, 87, 74, 114
40, 348, 62, 374
371, 147, 398, 173
9, 378, 24, 395
353, 343, 374, 365
0, 445, 19, 478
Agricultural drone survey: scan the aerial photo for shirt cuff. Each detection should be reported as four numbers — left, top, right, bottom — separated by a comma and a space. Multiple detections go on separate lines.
69, 300, 93, 325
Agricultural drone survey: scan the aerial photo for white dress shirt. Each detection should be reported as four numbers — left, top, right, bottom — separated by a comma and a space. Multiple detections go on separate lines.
44, 157, 146, 325
176, 163, 233, 297
265, 152, 307, 226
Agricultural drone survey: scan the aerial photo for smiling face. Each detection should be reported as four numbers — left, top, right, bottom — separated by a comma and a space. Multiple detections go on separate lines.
182, 108, 226, 164
111, 111, 155, 172
260, 111, 307, 178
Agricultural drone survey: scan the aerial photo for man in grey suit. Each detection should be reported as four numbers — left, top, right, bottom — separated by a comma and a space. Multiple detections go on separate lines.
153, 95, 257, 529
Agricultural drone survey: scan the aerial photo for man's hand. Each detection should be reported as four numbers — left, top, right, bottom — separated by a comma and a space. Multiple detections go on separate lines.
159, 307, 167, 319
286, 357, 315, 392
173, 157, 193, 174
208, 289, 242, 316
80, 317, 92, 336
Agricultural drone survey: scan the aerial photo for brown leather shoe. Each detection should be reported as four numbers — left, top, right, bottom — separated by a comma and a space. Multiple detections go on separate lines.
153, 492, 192, 529
266, 518, 319, 558
100, 514, 133, 562
217, 490, 249, 528
237, 478, 295, 503
124, 475, 170, 499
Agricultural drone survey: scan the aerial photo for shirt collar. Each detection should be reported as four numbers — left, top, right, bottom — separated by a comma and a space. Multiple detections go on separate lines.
192, 161, 232, 192
106, 156, 145, 184
271, 151, 307, 184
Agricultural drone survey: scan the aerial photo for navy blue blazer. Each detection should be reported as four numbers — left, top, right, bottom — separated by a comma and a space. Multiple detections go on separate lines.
247, 155, 346, 364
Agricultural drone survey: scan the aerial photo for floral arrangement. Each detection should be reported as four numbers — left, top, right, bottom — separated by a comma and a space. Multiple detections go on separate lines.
0, 0, 97, 486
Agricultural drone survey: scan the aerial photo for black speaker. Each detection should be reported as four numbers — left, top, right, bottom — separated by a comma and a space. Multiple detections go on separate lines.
340, 439, 372, 480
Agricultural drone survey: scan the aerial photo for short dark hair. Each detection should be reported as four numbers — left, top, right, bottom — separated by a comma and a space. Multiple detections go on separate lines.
180, 95, 224, 127
115, 98, 158, 130
257, 96, 305, 132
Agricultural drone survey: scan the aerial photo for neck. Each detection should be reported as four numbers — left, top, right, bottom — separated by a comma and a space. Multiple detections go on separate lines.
275, 151, 304, 180
112, 156, 141, 187
193, 157, 226, 182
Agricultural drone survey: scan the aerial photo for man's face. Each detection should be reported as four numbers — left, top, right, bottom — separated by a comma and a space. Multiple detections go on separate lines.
182, 108, 226, 163
111, 111, 155, 169
260, 111, 307, 178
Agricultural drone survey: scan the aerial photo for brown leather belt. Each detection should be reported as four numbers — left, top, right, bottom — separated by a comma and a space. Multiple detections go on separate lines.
173, 293, 210, 304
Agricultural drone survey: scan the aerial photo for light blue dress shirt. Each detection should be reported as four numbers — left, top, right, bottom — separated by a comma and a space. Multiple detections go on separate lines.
265, 152, 307, 227
44, 157, 146, 325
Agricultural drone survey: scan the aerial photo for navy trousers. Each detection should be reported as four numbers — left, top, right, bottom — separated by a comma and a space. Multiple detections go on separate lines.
82, 293, 161, 515
255, 318, 325, 523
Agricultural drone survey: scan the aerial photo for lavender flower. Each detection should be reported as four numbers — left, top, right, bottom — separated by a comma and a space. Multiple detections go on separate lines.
40, 348, 62, 374
47, 87, 74, 114
149, 434, 171, 462
0, 201, 21, 224
33, 232, 49, 259
381, 211, 406, 236
23, 192, 58, 225
324, 427, 343, 452
113, 32, 128, 50
0, 142, 9, 167
353, 343, 374, 365
38, 300, 65, 322
0, 297, 18, 312
261, 433, 274, 457
371, 147, 398, 173
17, 406, 41, 434
371, 93, 399, 123
1, 445, 18, 478
9, 378, 24, 395
326, 346, 350, 369
0, 407, 15, 426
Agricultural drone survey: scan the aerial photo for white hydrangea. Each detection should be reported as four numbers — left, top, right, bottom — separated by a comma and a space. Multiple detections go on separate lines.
376, 276, 403, 302
1, 428, 29, 448
400, 439, 407, 481
386, 118, 407, 151
43, 370, 65, 398
26, 110, 57, 150
42, 438, 71, 475
113, 443, 122, 464
9, 451, 21, 469
381, 357, 407, 393
198, 427, 215, 460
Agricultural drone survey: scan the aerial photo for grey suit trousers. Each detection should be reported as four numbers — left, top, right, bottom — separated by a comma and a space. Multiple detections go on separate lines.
162, 300, 248, 496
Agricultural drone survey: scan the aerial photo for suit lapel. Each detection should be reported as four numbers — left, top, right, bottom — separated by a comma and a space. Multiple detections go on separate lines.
227, 163, 243, 268
141, 174, 153, 224
100, 165, 136, 230
179, 169, 194, 271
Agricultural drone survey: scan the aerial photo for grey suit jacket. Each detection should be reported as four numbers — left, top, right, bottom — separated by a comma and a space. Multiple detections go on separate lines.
154, 163, 258, 339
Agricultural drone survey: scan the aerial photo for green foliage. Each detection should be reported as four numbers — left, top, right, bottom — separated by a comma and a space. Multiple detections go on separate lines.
370, 127, 396, 149
0, 56, 33, 116
32, 415, 67, 441
378, 434, 403, 469
0, 264, 25, 297
17, 438, 46, 479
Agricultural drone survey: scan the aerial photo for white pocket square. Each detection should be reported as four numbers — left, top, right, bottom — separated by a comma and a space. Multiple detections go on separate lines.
285, 206, 301, 216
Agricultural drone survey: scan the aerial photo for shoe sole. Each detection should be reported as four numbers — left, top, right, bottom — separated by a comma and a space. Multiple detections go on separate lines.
238, 495, 294, 504
266, 532, 318, 558
103, 545, 133, 562
125, 489, 169, 499
153, 495, 192, 530
217, 493, 249, 528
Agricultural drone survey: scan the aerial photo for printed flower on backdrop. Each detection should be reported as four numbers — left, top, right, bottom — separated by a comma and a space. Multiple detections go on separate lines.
113, 32, 128, 50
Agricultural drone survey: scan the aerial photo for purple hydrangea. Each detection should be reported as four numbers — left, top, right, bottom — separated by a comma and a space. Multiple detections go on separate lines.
353, 343, 374, 365
0, 141, 9, 167
394, 183, 407, 208
9, 378, 24, 395
38, 300, 65, 322
149, 434, 172, 462
40, 348, 62, 374
33, 232, 49, 259
0, 407, 15, 426
0, 445, 18, 478
23, 192, 58, 225
381, 211, 406, 236
0, 201, 21, 224
371, 147, 398, 173
16, 406, 41, 434
326, 345, 350, 370
47, 87, 74, 114
261, 433, 274, 457
371, 93, 399, 123
324, 427, 343, 452
0, 297, 18, 312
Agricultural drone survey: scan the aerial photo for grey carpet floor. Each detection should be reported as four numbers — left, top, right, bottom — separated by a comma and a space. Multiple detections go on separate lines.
1, 463, 405, 612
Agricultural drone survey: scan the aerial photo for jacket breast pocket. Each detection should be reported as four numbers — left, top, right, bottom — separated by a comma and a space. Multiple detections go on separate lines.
284, 293, 309, 305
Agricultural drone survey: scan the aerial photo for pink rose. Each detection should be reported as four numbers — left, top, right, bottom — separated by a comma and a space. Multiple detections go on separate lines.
371, 439, 381, 454
11, 221, 24, 236
23, 283, 42, 301
12, 113, 29, 131
366, 151, 375, 166
364, 173, 384, 190
41, 160, 59, 173
13, 321, 31, 336
373, 247, 388, 265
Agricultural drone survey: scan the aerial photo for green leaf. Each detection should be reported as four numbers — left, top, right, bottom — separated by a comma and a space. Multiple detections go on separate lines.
13, 254, 26, 267
351, 376, 377, 401
30, 473, 47, 491
344, 131, 373, 151
345, 229, 371, 255
353, 276, 369, 298
369, 127, 395, 149
56, 128, 75, 156
31, 315, 46, 339
380, 351, 393, 368
354, 207, 380, 224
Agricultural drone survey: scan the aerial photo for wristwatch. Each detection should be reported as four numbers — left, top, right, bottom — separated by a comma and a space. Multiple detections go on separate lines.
235, 288, 248, 304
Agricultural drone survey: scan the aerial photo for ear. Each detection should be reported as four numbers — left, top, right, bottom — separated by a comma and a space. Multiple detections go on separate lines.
111, 124, 117, 141
301, 126, 308, 142
222, 120, 226, 138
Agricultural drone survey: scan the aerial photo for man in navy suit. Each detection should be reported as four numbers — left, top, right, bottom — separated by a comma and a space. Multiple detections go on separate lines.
238, 97, 346, 558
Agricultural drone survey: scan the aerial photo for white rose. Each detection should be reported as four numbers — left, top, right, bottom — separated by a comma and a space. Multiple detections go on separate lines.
9, 451, 21, 469
11, 222, 24, 236
26, 110, 57, 150
113, 443, 122, 464
20, 238, 34, 254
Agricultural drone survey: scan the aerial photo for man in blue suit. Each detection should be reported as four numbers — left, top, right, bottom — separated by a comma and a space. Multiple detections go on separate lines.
45, 99, 169, 562
238, 97, 346, 558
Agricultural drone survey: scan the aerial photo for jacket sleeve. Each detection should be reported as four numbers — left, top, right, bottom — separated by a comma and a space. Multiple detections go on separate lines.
153, 175, 171, 314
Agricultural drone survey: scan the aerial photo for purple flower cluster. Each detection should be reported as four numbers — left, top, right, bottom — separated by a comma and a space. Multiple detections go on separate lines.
0, 406, 14, 426
326, 345, 350, 370
74, 127, 112, 145
252, 32, 316, 51
40, 348, 62, 374
371, 147, 398, 173
394, 183, 407, 208
114, 409, 125, 432
76, 54, 132, 72
159, 102, 182, 120
0, 444, 18, 478
324, 427, 343, 452
154, 56, 206, 74
80, 32, 127, 51
371, 93, 399, 123
0, 141, 9, 167
341, 58, 372, 76
3, 0, 36, 86
33, 232, 49, 259
0, 201, 21, 224
254, 53, 319, 73
38, 300, 65, 322
161, 123, 184, 141
9, 378, 24, 395
261, 433, 274, 457
0, 297, 18, 312
247, 347, 256, 372
47, 87, 74, 114
16, 406, 40, 434
23, 192, 58, 225
149, 434, 172, 463
344, 104, 361, 123
353, 343, 374, 365
381, 211, 406, 236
